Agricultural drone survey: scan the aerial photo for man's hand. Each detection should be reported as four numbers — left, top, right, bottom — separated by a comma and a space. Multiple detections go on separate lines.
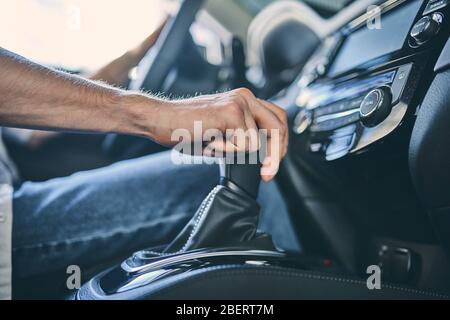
134, 88, 289, 181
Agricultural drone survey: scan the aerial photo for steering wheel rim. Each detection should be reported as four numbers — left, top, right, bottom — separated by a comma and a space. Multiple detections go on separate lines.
129, 0, 206, 93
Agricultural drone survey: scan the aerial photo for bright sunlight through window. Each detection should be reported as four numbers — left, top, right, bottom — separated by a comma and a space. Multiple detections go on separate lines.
0, 0, 167, 71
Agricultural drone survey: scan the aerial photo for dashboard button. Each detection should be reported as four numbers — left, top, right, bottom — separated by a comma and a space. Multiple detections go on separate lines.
424, 0, 448, 15
349, 96, 364, 108
391, 64, 413, 104
310, 143, 324, 153
311, 111, 360, 132
294, 109, 312, 134
327, 134, 354, 156
315, 102, 344, 117
316, 62, 327, 76
314, 97, 363, 118
360, 86, 393, 127
342, 112, 360, 125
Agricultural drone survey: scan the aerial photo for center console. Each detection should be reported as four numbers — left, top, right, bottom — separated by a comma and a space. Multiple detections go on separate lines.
74, 157, 341, 300
293, 0, 449, 161
73, 156, 446, 300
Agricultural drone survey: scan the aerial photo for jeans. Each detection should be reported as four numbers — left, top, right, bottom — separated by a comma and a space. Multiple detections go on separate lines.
12, 151, 300, 283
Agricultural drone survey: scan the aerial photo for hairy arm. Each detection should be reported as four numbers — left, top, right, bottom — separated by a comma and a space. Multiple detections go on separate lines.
0, 47, 160, 138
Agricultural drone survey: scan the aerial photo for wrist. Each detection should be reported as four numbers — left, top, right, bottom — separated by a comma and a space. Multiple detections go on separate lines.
118, 92, 169, 141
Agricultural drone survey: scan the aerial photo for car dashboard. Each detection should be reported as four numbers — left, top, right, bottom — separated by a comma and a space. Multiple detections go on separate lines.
272, 0, 450, 290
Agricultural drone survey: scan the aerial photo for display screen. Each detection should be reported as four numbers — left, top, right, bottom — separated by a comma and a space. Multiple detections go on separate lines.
327, 0, 423, 77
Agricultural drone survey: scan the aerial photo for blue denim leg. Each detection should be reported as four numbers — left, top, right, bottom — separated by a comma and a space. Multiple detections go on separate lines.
257, 181, 302, 253
12, 151, 300, 279
12, 151, 218, 278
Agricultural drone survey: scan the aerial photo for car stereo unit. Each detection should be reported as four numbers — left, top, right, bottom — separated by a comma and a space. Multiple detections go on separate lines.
293, 0, 450, 161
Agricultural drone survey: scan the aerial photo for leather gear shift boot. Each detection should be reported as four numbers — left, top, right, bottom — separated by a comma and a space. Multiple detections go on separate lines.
164, 184, 276, 253
163, 155, 277, 253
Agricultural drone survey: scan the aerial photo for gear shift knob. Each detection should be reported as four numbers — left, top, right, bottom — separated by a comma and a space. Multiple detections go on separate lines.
219, 153, 261, 198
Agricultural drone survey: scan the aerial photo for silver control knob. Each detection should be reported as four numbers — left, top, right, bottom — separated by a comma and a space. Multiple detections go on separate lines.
359, 86, 393, 128
410, 13, 443, 45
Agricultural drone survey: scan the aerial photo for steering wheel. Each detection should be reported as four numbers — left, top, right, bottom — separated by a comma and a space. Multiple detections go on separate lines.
129, 0, 206, 92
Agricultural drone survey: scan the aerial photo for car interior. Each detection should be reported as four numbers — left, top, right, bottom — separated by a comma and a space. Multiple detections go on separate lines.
8, 0, 450, 299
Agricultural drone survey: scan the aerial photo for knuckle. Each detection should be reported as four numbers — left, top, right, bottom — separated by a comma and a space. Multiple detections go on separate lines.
235, 87, 254, 98
227, 102, 245, 121
227, 101, 242, 114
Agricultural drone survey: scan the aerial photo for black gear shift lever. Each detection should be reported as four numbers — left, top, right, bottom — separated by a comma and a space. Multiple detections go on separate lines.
163, 153, 276, 253
219, 154, 261, 198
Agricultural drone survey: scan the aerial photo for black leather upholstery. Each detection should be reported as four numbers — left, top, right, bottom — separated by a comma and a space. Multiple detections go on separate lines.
77, 265, 450, 300
409, 69, 450, 260
259, 20, 320, 98
263, 21, 319, 76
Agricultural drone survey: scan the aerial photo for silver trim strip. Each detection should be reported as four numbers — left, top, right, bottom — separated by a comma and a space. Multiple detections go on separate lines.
314, 108, 360, 124
122, 250, 286, 274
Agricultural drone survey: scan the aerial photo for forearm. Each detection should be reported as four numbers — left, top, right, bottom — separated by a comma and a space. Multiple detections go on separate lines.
0, 47, 162, 139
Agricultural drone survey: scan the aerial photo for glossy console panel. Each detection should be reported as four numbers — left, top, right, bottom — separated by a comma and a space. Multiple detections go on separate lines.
75, 248, 336, 299
293, 0, 450, 161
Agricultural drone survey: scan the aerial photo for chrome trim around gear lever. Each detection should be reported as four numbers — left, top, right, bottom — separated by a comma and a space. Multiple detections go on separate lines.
122, 249, 286, 274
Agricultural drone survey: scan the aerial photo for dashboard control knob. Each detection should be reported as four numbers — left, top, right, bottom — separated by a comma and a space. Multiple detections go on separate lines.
410, 13, 443, 45
315, 58, 329, 76
294, 109, 312, 134
359, 87, 393, 127
316, 63, 327, 76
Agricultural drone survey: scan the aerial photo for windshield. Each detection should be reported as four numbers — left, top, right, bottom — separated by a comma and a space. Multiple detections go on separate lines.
238, 0, 355, 18
0, 0, 167, 71
1, 0, 352, 72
